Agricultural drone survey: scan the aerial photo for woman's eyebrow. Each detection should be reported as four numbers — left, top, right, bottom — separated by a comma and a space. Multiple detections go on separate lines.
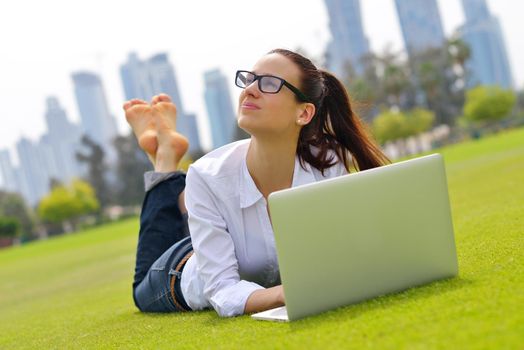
253, 70, 274, 76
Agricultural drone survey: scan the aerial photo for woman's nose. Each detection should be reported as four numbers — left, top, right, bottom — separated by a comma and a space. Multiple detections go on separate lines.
244, 79, 261, 97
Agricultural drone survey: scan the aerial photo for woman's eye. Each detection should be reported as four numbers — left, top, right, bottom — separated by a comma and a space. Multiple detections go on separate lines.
263, 78, 279, 91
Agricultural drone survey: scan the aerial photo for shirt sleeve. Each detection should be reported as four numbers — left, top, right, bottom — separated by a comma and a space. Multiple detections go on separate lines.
185, 166, 264, 317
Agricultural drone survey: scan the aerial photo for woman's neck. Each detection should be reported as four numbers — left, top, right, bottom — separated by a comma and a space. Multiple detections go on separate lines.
246, 134, 298, 199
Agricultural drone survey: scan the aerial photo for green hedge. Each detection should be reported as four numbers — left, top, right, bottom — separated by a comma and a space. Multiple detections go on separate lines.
0, 217, 20, 238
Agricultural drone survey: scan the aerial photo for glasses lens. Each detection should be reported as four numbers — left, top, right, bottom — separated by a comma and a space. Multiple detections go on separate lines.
236, 71, 255, 88
259, 76, 282, 93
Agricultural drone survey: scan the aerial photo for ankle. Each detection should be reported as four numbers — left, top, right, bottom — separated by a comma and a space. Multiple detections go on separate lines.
154, 149, 179, 172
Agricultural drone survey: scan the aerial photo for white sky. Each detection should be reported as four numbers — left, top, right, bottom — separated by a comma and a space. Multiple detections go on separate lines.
0, 0, 522, 163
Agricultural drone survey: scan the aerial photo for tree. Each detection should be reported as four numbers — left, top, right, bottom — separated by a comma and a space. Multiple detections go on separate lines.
0, 191, 35, 239
407, 108, 435, 135
447, 37, 471, 86
409, 47, 454, 125
372, 110, 411, 144
345, 48, 417, 121
113, 133, 152, 207
463, 85, 516, 124
516, 89, 524, 114
38, 179, 99, 232
76, 135, 111, 208
383, 61, 411, 107
372, 108, 435, 144
0, 217, 20, 238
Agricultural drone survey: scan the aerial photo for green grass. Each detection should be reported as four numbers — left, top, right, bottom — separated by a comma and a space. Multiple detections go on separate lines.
1, 128, 523, 349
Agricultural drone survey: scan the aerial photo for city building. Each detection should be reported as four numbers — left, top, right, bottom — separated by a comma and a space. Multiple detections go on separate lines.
1, 98, 84, 206
120, 52, 202, 153
42, 97, 83, 183
324, 0, 370, 78
0, 149, 18, 193
394, 0, 446, 56
183, 112, 202, 156
120, 52, 154, 102
72, 71, 119, 162
16, 137, 58, 205
458, 0, 513, 89
204, 69, 236, 149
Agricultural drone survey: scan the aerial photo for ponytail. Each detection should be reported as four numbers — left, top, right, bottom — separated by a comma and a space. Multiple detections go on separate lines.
297, 70, 390, 174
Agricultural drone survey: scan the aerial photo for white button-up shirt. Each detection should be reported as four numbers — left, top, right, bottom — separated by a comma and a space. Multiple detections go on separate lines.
181, 139, 348, 317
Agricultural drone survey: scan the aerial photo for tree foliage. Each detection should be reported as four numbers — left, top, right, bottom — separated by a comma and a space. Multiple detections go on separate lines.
517, 89, 524, 113
344, 39, 471, 126
113, 133, 152, 206
463, 85, 516, 123
373, 108, 435, 144
0, 217, 21, 238
76, 135, 111, 208
38, 179, 99, 226
373, 110, 410, 144
0, 190, 34, 238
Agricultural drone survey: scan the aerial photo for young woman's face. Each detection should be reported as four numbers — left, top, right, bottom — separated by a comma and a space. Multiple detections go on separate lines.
237, 53, 306, 137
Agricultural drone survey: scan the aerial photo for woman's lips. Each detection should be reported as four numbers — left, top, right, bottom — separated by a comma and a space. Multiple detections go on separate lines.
241, 102, 260, 110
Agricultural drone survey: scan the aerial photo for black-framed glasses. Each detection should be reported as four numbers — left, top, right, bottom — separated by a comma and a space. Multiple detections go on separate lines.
235, 70, 312, 103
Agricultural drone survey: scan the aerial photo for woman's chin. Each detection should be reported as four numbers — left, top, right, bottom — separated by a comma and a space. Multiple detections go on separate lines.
237, 115, 255, 132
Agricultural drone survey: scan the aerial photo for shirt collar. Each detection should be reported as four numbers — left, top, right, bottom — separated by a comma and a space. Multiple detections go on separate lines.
239, 156, 263, 209
239, 154, 317, 209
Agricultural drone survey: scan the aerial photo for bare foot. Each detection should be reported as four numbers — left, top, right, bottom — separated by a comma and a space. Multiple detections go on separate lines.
151, 94, 189, 172
123, 99, 157, 165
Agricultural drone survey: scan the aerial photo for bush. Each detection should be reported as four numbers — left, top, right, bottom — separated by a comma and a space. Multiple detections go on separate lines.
0, 217, 21, 238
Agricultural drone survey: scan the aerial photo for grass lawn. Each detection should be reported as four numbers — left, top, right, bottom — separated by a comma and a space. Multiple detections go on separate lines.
1, 127, 523, 349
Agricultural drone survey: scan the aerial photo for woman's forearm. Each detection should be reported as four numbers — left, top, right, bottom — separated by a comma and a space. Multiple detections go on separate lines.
244, 285, 285, 314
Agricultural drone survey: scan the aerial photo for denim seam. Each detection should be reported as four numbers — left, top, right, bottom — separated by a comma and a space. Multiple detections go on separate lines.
142, 289, 175, 312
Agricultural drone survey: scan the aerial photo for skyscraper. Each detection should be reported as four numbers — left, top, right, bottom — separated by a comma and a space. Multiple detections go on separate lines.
120, 52, 202, 154
72, 71, 119, 161
120, 52, 154, 102
204, 69, 236, 149
42, 97, 82, 182
324, 0, 370, 78
394, 0, 446, 56
0, 149, 18, 193
183, 112, 202, 155
458, 0, 513, 89
16, 137, 58, 205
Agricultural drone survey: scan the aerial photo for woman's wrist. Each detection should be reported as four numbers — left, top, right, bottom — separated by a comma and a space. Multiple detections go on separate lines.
244, 285, 285, 314
275, 285, 285, 304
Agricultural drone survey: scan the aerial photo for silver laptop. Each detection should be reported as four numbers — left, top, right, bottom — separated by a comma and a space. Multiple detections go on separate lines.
252, 153, 458, 321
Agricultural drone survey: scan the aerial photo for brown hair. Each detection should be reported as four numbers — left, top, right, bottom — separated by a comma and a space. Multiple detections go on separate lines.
268, 48, 390, 173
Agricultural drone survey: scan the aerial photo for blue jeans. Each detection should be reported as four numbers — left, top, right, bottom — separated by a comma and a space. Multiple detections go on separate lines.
132, 173, 193, 312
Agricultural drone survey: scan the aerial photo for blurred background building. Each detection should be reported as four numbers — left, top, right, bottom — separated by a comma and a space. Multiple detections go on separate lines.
72, 71, 119, 162
204, 69, 237, 149
394, 0, 446, 56
41, 97, 82, 184
324, 0, 370, 77
458, 0, 513, 88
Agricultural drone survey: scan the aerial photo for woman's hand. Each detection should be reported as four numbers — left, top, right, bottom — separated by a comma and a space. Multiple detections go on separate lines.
244, 285, 286, 314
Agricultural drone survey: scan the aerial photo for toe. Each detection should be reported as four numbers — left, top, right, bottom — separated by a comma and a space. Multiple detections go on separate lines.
158, 93, 172, 103
124, 99, 147, 110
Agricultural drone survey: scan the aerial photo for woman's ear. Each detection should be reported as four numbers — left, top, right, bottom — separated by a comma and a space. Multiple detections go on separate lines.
296, 103, 316, 126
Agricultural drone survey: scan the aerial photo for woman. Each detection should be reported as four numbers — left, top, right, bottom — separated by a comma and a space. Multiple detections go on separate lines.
124, 49, 389, 317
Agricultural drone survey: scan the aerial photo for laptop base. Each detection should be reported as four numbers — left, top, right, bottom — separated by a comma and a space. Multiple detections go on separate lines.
251, 306, 289, 322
